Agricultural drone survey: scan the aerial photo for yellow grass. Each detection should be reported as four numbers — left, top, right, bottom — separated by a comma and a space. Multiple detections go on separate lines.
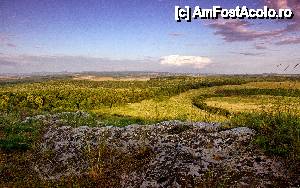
93, 88, 226, 122
206, 95, 300, 113
93, 81, 300, 122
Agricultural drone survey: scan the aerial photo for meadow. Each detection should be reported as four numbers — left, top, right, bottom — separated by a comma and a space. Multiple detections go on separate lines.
0, 74, 299, 185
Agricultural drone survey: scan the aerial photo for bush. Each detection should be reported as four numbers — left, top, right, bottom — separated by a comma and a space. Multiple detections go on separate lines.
215, 88, 300, 97
192, 96, 231, 117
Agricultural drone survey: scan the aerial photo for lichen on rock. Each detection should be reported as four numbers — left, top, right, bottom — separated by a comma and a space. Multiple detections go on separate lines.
34, 119, 296, 187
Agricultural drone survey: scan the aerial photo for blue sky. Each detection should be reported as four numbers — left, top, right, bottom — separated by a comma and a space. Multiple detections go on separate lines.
0, 0, 300, 74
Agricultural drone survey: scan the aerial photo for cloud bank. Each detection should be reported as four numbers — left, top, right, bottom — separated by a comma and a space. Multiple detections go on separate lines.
206, 0, 300, 48
275, 36, 300, 45
160, 55, 212, 69
208, 20, 282, 42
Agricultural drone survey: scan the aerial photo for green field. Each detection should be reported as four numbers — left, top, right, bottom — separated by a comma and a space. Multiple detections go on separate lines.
0, 74, 299, 185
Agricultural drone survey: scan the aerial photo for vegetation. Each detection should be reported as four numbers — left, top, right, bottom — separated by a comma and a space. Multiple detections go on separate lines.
230, 110, 299, 159
0, 76, 247, 113
1, 75, 299, 152
215, 88, 300, 97
192, 96, 231, 117
0, 113, 43, 150
191, 85, 300, 159
0, 74, 299, 186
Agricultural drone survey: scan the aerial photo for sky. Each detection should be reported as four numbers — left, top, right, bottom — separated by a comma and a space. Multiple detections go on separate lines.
0, 0, 300, 74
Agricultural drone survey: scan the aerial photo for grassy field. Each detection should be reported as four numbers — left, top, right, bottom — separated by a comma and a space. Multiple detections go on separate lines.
0, 74, 299, 185
0, 75, 299, 147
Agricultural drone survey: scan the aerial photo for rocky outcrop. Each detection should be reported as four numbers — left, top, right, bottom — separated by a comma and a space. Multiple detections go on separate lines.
34, 119, 297, 187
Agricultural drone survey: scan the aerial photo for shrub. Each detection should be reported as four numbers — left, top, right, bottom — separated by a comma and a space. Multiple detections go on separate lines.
192, 96, 231, 117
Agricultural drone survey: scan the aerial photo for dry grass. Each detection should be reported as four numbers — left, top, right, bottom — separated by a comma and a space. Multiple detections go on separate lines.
206, 95, 300, 114
93, 89, 227, 123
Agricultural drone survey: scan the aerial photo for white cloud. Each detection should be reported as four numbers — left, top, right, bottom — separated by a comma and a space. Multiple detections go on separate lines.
160, 55, 212, 69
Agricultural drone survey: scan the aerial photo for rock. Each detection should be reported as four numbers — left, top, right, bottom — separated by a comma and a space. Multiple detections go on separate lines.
34, 119, 296, 187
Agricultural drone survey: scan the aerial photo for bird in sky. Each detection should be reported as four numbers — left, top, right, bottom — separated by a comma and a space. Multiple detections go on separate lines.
284, 65, 290, 71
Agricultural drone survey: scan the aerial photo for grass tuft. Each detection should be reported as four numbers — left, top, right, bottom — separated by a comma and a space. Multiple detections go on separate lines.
230, 110, 300, 159
0, 113, 43, 151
